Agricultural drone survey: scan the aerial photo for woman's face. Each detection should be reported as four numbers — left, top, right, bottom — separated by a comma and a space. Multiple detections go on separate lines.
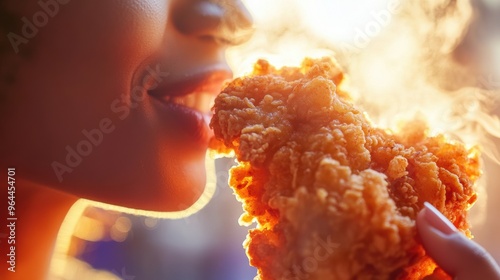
0, 0, 252, 211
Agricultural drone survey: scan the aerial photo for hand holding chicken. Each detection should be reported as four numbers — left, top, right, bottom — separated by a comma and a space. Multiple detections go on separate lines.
210, 58, 479, 279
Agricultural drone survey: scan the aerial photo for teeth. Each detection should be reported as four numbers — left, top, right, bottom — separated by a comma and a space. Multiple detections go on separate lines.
166, 92, 215, 114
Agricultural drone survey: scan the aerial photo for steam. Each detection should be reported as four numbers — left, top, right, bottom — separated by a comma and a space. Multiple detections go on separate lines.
340, 0, 500, 227
347, 0, 499, 154
229, 0, 500, 161
226, 0, 337, 74
227, 0, 500, 226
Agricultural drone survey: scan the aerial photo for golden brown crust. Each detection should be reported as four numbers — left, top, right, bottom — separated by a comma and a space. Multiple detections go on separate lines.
210, 58, 479, 280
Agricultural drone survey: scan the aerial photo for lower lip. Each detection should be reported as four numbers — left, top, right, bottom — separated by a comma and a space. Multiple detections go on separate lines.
151, 97, 213, 147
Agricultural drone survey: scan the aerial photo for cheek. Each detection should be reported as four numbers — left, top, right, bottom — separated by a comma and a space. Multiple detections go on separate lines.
6, 1, 169, 186
17, 0, 168, 140
6, 0, 210, 211
43, 0, 168, 78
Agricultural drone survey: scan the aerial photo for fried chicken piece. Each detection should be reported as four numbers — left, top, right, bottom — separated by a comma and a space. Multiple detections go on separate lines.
209, 58, 480, 280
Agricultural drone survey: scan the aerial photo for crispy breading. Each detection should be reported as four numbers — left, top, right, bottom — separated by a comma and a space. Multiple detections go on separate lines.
209, 58, 480, 280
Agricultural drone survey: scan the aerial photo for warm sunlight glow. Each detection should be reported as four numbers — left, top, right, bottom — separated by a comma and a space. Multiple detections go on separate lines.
49, 199, 88, 278
297, 0, 394, 43
81, 150, 217, 219
72, 215, 105, 242
226, 0, 499, 231
48, 1, 499, 278
49, 151, 218, 278
229, 0, 395, 75
229, 0, 500, 165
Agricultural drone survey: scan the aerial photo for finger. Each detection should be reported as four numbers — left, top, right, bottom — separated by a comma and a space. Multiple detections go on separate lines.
417, 202, 500, 279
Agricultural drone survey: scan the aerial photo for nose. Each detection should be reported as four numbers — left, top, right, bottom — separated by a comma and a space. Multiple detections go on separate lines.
172, 0, 254, 46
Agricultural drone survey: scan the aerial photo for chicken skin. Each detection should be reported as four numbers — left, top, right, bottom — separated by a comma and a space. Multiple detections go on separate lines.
210, 58, 479, 280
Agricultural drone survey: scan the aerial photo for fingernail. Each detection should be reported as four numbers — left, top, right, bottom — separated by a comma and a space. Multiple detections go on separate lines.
422, 202, 457, 235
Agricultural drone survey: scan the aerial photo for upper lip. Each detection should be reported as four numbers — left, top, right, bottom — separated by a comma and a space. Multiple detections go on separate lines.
147, 66, 233, 99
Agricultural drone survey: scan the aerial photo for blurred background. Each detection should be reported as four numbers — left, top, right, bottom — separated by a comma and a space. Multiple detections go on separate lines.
49, 0, 500, 279
50, 157, 257, 280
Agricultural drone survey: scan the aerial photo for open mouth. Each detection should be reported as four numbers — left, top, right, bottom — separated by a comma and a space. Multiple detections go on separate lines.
148, 69, 232, 113
145, 67, 232, 145
164, 92, 215, 114
157, 92, 216, 115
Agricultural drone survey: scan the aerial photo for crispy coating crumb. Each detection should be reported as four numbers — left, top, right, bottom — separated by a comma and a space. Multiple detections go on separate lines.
209, 58, 480, 280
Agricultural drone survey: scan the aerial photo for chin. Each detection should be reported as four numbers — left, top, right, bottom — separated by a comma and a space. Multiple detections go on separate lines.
48, 147, 216, 218
85, 151, 217, 218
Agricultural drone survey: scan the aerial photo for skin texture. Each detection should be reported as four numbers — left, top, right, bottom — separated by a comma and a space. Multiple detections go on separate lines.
0, 0, 252, 278
0, 0, 252, 211
210, 58, 480, 279
0, 0, 497, 279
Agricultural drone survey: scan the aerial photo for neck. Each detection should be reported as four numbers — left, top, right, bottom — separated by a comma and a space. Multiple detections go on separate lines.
1, 178, 78, 279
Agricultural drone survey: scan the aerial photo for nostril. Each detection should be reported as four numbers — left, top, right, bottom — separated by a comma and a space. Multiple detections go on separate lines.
173, 0, 254, 46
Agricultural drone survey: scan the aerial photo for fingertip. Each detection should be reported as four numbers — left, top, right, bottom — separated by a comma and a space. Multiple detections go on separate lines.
416, 203, 460, 274
417, 203, 500, 279
422, 202, 457, 234
416, 206, 429, 239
